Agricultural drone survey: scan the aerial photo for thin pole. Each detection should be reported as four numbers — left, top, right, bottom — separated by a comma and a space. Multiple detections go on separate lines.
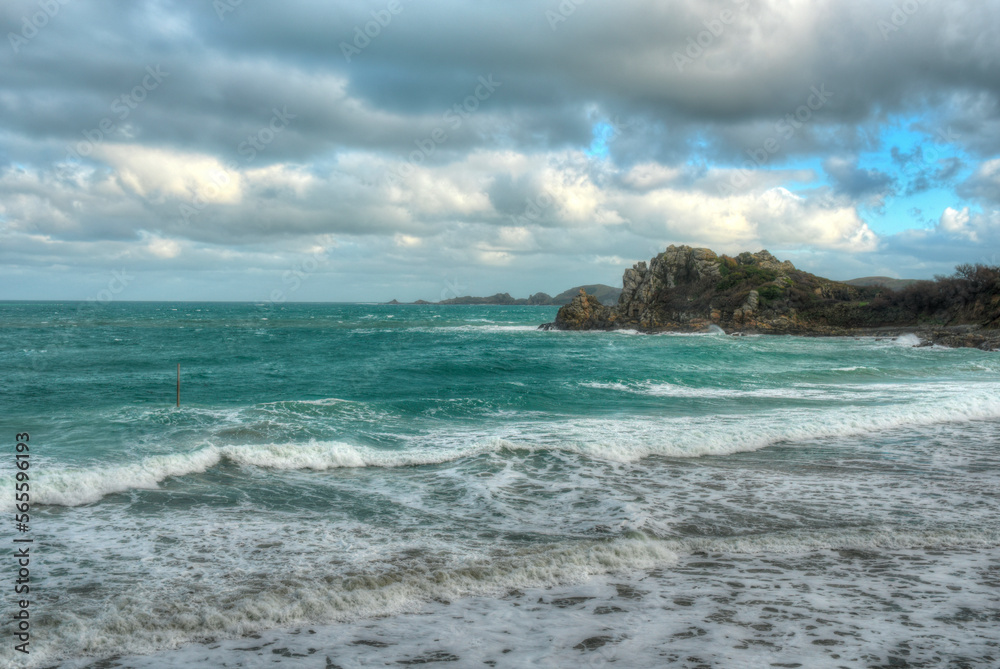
176, 363, 180, 408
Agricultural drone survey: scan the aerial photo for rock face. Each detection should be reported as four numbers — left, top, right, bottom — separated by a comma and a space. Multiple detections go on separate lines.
618, 247, 720, 322
732, 290, 759, 325
541, 289, 612, 330
543, 244, 1000, 350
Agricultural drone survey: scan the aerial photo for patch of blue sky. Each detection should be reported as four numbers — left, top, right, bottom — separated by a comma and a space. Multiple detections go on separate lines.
585, 121, 617, 159
759, 114, 973, 235
853, 115, 972, 234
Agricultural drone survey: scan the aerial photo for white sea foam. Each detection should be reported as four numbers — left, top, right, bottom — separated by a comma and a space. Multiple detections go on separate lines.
663, 527, 1000, 555
430, 324, 542, 333
581, 380, 827, 399
6, 528, 998, 669
111, 541, 1000, 669
0, 537, 679, 668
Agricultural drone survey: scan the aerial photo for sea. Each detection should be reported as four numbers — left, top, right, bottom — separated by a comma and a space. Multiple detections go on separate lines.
1, 301, 998, 668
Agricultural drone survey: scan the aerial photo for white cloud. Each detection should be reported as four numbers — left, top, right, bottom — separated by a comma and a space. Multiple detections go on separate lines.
145, 235, 182, 259
939, 206, 975, 240
936, 206, 1000, 244
621, 162, 685, 191
394, 233, 422, 248
97, 145, 243, 204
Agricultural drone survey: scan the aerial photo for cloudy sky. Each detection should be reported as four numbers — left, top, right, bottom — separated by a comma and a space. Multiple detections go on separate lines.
1, 0, 998, 302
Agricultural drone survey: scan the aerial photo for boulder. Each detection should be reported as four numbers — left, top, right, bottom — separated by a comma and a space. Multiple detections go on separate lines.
547, 290, 613, 330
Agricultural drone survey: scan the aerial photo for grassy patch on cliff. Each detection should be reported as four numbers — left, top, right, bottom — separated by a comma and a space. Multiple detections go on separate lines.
715, 257, 778, 291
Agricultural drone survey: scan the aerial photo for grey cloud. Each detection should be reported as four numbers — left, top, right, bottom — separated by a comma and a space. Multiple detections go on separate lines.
5, 0, 1000, 167
893, 151, 965, 195
823, 156, 895, 198
957, 160, 1000, 204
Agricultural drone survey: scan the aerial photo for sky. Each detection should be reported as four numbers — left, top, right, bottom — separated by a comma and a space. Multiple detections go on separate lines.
1, 0, 998, 302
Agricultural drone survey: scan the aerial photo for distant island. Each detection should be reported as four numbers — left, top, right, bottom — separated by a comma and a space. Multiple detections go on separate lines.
386, 284, 622, 306
842, 276, 920, 291
541, 245, 1000, 351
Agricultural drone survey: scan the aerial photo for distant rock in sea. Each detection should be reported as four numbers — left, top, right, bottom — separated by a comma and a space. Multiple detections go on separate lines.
387, 285, 623, 306
541, 245, 1000, 351
438, 292, 522, 305
436, 286, 623, 306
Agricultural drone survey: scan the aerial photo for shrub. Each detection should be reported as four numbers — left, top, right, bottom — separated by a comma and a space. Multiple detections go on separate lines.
758, 285, 784, 301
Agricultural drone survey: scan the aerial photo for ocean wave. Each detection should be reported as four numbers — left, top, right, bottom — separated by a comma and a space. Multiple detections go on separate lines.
561, 385, 1000, 461
13, 383, 1000, 508
418, 324, 542, 333
108, 397, 392, 430
579, 380, 830, 398
23, 439, 511, 507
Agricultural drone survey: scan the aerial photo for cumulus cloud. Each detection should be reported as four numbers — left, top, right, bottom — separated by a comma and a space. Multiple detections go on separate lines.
1, 0, 1000, 298
936, 206, 1000, 244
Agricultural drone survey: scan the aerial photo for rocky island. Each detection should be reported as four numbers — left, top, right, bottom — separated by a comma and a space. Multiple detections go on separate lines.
388, 284, 622, 306
542, 245, 1000, 351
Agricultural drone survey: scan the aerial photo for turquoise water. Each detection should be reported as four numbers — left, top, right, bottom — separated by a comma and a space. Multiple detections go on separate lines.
1, 302, 999, 667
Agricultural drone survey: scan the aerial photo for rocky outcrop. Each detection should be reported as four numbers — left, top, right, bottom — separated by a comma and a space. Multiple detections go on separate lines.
541, 244, 1000, 351
597, 245, 810, 332
618, 247, 720, 320
921, 327, 1000, 351
541, 290, 612, 330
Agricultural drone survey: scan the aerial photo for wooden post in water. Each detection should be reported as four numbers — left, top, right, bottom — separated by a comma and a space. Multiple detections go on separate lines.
176, 363, 180, 408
